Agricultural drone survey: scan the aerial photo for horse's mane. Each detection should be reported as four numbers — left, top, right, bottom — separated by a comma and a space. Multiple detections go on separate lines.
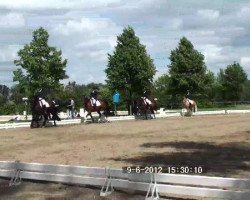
83, 96, 89, 108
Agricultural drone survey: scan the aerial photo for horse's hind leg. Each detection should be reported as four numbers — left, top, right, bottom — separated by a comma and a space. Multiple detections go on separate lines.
90, 113, 95, 123
30, 119, 35, 128
104, 111, 109, 122
97, 111, 102, 123
151, 109, 156, 119
144, 110, 148, 120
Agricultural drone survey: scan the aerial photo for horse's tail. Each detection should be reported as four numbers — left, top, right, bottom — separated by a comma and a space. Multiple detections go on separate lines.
103, 100, 110, 116
133, 99, 141, 115
194, 103, 198, 112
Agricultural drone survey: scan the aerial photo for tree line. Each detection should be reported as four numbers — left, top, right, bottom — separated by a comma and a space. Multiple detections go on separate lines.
0, 26, 249, 115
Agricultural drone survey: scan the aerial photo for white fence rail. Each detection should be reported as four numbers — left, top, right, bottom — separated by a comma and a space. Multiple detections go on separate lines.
0, 119, 81, 129
0, 161, 249, 199
1, 110, 250, 129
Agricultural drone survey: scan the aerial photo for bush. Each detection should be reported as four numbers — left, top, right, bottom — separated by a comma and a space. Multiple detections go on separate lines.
0, 102, 17, 115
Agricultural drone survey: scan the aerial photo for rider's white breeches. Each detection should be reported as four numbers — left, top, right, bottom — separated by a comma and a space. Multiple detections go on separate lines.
91, 98, 96, 104
40, 99, 50, 107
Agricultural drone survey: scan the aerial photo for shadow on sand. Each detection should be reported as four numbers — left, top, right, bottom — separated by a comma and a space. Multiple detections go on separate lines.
109, 141, 250, 177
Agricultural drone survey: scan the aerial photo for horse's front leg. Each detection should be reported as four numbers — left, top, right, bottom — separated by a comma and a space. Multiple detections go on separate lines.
42, 115, 47, 128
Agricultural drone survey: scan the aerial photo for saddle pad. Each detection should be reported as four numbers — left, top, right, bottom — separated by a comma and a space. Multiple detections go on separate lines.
91, 99, 101, 106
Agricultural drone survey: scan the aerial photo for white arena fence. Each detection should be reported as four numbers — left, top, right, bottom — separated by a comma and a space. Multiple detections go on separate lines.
1, 109, 250, 129
0, 161, 249, 199
0, 119, 81, 129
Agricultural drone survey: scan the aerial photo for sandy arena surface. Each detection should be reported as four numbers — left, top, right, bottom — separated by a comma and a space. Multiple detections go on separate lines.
0, 114, 250, 199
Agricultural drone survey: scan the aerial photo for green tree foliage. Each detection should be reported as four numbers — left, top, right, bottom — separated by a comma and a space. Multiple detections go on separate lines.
13, 27, 68, 98
242, 80, 250, 101
9, 85, 24, 104
54, 82, 109, 111
218, 62, 247, 101
168, 37, 214, 100
105, 26, 156, 114
153, 74, 173, 108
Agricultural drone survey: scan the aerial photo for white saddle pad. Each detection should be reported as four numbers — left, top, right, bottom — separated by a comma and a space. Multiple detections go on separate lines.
91, 98, 101, 106
40, 99, 50, 108
142, 97, 152, 105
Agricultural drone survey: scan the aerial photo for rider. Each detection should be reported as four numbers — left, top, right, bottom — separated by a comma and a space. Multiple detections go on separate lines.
41, 96, 50, 108
35, 89, 49, 109
185, 90, 192, 100
51, 98, 59, 107
90, 89, 98, 108
185, 90, 193, 106
142, 90, 152, 106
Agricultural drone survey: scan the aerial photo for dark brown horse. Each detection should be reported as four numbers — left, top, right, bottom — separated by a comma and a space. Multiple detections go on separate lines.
83, 97, 109, 123
134, 97, 158, 119
30, 97, 60, 128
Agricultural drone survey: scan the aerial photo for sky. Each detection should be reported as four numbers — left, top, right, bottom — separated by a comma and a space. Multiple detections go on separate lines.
0, 0, 250, 87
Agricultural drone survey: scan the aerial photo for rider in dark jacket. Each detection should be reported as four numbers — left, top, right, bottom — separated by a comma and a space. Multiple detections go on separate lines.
185, 90, 192, 100
143, 90, 149, 98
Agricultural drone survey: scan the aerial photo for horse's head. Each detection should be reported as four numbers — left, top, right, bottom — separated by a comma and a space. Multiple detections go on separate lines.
83, 96, 89, 102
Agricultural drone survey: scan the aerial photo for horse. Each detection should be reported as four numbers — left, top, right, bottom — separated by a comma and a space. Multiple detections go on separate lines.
133, 97, 158, 119
30, 97, 60, 128
182, 97, 197, 114
46, 101, 61, 125
83, 96, 109, 123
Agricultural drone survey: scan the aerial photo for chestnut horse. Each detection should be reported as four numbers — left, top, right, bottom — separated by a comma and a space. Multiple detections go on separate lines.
182, 97, 197, 113
134, 97, 158, 119
83, 97, 109, 123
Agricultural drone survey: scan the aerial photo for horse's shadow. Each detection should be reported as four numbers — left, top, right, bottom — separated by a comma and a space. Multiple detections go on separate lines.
108, 141, 250, 177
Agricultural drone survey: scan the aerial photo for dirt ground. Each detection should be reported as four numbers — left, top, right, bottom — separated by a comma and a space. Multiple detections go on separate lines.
0, 114, 250, 199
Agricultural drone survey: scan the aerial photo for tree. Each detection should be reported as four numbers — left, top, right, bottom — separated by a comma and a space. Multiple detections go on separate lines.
242, 80, 250, 101
13, 27, 68, 98
0, 84, 10, 104
168, 37, 213, 100
153, 74, 172, 108
105, 26, 156, 114
219, 62, 247, 101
